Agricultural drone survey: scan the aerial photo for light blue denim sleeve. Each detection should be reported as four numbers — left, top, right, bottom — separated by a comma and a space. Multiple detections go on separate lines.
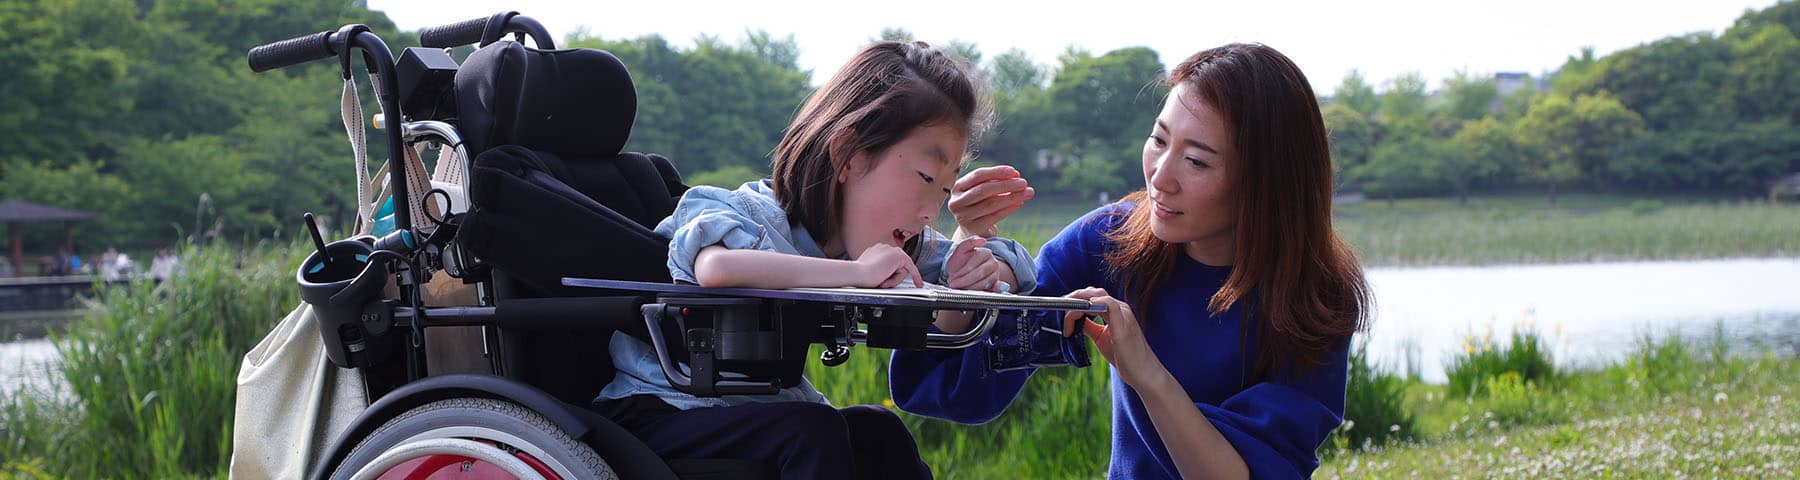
915, 228, 1038, 295
653, 186, 768, 284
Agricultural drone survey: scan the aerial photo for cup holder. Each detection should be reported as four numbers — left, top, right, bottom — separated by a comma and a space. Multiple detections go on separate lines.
296, 238, 394, 368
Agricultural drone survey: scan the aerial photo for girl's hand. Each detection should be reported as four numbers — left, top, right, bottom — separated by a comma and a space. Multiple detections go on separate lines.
1062, 287, 1165, 390
854, 243, 924, 288
943, 237, 1005, 292
949, 166, 1034, 238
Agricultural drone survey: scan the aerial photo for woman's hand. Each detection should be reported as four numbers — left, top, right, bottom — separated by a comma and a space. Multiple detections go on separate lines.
943, 237, 1007, 292
949, 166, 1034, 238
1062, 287, 1170, 390
854, 243, 924, 288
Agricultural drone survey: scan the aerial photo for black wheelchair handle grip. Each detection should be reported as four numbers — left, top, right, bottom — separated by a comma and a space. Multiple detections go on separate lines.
419, 16, 487, 48
247, 31, 336, 73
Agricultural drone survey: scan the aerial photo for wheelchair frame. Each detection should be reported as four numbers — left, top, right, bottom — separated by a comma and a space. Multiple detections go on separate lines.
250, 12, 1098, 479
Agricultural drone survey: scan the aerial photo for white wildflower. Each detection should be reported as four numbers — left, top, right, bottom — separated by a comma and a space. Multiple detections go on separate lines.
1714, 392, 1728, 404
1390, 424, 1401, 433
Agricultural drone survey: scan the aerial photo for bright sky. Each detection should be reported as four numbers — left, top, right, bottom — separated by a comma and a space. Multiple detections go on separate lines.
361, 0, 1778, 94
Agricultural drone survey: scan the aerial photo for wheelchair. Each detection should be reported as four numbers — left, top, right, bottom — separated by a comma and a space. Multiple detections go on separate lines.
247, 12, 1095, 479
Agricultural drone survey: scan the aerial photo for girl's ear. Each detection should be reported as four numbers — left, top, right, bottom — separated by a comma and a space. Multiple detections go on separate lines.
828, 128, 862, 183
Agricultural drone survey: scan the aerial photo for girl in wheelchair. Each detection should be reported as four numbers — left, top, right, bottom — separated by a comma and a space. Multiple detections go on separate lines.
592, 40, 1038, 480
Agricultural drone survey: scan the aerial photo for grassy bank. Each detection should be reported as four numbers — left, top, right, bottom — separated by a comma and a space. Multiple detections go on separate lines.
993, 193, 1800, 266
1, 244, 297, 479
1316, 331, 1798, 477
804, 325, 1800, 478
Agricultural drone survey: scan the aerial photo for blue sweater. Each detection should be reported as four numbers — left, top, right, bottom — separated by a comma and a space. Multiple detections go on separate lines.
889, 203, 1348, 479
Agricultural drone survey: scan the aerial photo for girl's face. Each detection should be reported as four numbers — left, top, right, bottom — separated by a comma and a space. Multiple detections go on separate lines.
1143, 84, 1238, 265
835, 123, 966, 259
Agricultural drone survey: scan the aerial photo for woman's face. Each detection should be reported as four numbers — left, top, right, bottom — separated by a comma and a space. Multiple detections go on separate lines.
835, 123, 964, 259
1142, 83, 1237, 265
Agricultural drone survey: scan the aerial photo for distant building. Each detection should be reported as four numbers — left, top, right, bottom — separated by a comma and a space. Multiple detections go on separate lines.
1494, 72, 1531, 97
1491, 72, 1543, 116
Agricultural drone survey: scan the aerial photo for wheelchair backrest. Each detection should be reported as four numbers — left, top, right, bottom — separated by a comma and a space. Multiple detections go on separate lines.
456, 40, 687, 294
450, 40, 689, 404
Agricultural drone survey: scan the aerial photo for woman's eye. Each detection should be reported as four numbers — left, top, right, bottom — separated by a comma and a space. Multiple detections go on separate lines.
1148, 136, 1167, 148
1188, 157, 1208, 168
917, 171, 934, 184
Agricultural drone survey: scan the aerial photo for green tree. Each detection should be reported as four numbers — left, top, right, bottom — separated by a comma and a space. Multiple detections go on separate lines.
1549, 46, 1601, 95
1516, 93, 1644, 203
742, 29, 801, 70
1036, 47, 1165, 193
1356, 136, 1438, 204
566, 32, 809, 175
1321, 104, 1377, 185
1380, 72, 1429, 136
1442, 70, 1500, 120
1444, 118, 1517, 204
1055, 140, 1132, 199
1500, 78, 1541, 121
1724, 0, 1800, 42
1333, 70, 1380, 116
1725, 23, 1799, 122
1577, 33, 1732, 132
0, 0, 133, 167
990, 48, 1046, 93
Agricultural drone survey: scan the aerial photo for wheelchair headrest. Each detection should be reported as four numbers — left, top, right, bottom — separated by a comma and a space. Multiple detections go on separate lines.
455, 41, 637, 159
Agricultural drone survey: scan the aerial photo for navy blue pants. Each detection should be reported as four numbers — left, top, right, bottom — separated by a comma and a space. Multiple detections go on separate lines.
604, 397, 933, 480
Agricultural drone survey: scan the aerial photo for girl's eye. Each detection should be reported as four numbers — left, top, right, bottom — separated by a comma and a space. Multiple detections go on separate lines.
918, 171, 934, 184
1188, 157, 1208, 168
1148, 136, 1167, 148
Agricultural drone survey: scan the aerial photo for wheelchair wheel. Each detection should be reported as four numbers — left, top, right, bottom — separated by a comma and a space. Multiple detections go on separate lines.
333, 398, 618, 480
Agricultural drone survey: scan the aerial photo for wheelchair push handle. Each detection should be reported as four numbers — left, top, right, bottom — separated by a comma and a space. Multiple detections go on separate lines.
247, 30, 336, 72
420, 12, 556, 49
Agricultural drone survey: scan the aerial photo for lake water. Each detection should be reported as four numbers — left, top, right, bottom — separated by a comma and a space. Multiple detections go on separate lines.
1, 257, 1796, 393
1362, 257, 1800, 382
0, 337, 62, 399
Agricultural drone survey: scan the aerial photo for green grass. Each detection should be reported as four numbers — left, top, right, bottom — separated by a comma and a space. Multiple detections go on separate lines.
806, 344, 1112, 479
1335, 194, 1800, 266
808, 323, 1800, 478
1319, 328, 1798, 477
1, 243, 297, 479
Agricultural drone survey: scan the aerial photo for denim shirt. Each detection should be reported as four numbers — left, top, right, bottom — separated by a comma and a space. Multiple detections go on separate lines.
596, 179, 1039, 410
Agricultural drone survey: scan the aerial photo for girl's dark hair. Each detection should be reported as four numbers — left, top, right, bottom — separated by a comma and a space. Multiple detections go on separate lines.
1104, 43, 1370, 381
770, 41, 990, 252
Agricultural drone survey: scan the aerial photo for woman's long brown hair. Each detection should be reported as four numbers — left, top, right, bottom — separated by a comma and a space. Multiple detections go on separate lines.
1104, 43, 1370, 382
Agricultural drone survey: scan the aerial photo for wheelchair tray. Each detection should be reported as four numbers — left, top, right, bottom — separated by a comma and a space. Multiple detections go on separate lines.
562, 278, 1105, 313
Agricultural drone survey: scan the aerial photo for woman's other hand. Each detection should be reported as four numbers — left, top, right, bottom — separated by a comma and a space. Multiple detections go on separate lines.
948, 166, 1034, 238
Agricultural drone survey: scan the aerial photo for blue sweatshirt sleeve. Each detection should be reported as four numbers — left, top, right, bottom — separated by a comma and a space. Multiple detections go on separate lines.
1194, 340, 1349, 479
889, 206, 1120, 423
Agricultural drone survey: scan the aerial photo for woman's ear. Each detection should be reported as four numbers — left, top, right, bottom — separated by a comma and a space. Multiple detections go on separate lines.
827, 128, 862, 183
